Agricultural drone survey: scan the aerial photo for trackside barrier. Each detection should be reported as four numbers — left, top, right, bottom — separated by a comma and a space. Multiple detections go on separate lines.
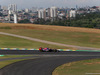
0, 48, 38, 50
0, 48, 100, 52
58, 49, 72, 51
76, 50, 100, 52
0, 55, 4, 56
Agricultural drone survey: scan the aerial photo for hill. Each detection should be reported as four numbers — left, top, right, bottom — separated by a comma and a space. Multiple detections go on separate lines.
0, 23, 100, 34
0, 23, 100, 49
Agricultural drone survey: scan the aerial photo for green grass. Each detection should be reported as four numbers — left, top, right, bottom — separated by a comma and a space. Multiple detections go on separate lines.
53, 59, 100, 75
0, 55, 36, 68
0, 55, 33, 59
0, 34, 69, 49
0, 26, 11, 29
0, 29, 100, 48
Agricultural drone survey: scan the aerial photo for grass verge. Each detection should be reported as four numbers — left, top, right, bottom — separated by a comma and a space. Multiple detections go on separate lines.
0, 23, 100, 34
0, 29, 100, 48
0, 34, 70, 49
0, 23, 100, 48
0, 55, 36, 68
53, 59, 100, 75
0, 55, 33, 59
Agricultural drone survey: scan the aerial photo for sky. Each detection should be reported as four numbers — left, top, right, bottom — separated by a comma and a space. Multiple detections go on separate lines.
0, 0, 100, 9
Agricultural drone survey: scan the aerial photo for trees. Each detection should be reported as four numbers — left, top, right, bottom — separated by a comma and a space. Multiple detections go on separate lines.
18, 19, 31, 23
0, 12, 3, 16
33, 12, 100, 29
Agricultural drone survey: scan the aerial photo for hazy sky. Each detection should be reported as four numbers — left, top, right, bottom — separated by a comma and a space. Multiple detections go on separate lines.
0, 0, 100, 9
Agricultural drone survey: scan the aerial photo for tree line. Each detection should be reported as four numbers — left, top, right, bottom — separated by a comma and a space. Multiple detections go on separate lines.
19, 12, 100, 29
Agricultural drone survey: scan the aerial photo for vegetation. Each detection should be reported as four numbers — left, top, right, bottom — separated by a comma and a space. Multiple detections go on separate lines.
34, 12, 100, 29
53, 59, 100, 75
0, 55, 35, 68
0, 55, 33, 59
0, 23, 100, 48
18, 19, 31, 23
0, 57, 36, 69
0, 28, 100, 48
0, 12, 3, 16
0, 23, 100, 34
0, 34, 69, 49
0, 26, 11, 29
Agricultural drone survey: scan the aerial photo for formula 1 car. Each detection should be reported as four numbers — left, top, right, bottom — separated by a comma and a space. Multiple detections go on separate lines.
39, 47, 60, 52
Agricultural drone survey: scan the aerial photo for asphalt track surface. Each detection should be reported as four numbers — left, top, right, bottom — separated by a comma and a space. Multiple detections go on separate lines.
0, 50, 100, 75
0, 50, 100, 56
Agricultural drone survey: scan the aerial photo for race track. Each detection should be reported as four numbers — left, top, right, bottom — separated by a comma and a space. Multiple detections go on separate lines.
0, 50, 100, 75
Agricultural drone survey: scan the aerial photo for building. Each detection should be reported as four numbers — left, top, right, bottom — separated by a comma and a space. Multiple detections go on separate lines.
38, 7, 58, 21
50, 7, 57, 18
70, 10, 76, 18
45, 8, 51, 20
2, 6, 8, 11
25, 8, 29, 13
66, 9, 70, 19
0, 5, 1, 10
38, 9, 46, 19
98, 6, 100, 11
46, 8, 51, 18
8, 4, 17, 12
8, 4, 17, 23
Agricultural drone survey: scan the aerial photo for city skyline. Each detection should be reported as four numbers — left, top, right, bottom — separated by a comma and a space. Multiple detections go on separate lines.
0, 0, 100, 9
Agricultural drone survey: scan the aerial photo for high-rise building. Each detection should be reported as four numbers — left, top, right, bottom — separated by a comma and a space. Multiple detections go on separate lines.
70, 10, 76, 18
14, 13, 17, 23
38, 8, 52, 20
47, 8, 51, 18
0, 5, 1, 10
45, 8, 51, 20
8, 4, 17, 23
38, 7, 58, 21
8, 4, 17, 12
50, 7, 57, 18
50, 7, 58, 21
76, 5, 78, 10
38, 9, 46, 19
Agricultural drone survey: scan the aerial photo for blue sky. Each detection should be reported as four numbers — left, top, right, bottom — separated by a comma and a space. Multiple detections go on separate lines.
0, 0, 100, 9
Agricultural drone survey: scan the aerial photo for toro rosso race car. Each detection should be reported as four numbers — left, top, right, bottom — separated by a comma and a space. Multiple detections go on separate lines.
39, 47, 60, 52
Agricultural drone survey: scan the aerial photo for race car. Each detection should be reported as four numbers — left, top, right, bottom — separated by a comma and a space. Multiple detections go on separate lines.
39, 47, 59, 52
